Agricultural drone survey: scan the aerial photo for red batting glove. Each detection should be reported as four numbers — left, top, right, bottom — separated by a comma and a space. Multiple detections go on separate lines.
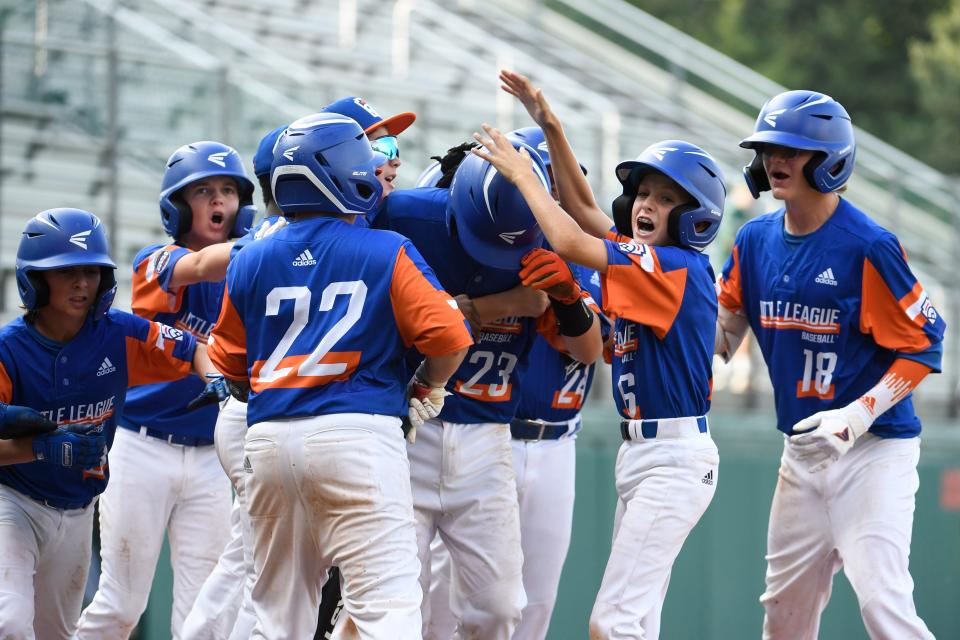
519, 248, 582, 305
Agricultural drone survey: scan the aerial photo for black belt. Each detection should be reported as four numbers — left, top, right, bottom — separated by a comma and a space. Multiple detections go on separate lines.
132, 425, 214, 447
510, 419, 571, 441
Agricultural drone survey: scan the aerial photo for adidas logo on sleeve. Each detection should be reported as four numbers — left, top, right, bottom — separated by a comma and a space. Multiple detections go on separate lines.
701, 469, 714, 485
292, 249, 317, 267
97, 357, 117, 377
815, 268, 838, 286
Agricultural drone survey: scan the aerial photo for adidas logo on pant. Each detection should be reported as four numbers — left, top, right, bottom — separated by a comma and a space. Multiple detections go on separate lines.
815, 268, 838, 286
292, 249, 317, 267
701, 469, 714, 485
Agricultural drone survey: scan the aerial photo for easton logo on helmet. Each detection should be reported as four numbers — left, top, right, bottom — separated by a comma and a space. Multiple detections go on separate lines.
207, 151, 230, 167
69, 230, 92, 250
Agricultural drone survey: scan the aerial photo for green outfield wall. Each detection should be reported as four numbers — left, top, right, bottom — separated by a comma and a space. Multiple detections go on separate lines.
135, 409, 960, 639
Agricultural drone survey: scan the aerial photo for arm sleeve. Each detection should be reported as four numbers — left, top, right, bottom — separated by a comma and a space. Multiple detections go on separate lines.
601, 241, 686, 339
208, 282, 250, 380
122, 313, 198, 386
860, 234, 946, 371
717, 242, 744, 314
131, 245, 190, 319
389, 243, 473, 357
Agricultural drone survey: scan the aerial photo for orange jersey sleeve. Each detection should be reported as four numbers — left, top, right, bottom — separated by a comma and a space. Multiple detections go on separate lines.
0, 363, 12, 403
208, 284, 249, 380
717, 244, 743, 313
390, 245, 473, 357
602, 242, 687, 339
131, 245, 187, 319
860, 252, 931, 352
125, 321, 195, 387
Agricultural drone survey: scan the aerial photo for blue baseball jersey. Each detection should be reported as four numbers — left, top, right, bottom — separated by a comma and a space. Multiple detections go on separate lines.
718, 199, 946, 437
377, 188, 562, 425
0, 311, 197, 509
209, 215, 472, 426
515, 265, 606, 425
602, 236, 717, 420
121, 243, 225, 438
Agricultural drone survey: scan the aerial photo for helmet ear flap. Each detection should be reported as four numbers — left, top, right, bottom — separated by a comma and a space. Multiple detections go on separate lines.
611, 165, 644, 237
611, 195, 634, 237
27, 272, 49, 309
667, 203, 696, 247
742, 153, 769, 199
171, 192, 193, 238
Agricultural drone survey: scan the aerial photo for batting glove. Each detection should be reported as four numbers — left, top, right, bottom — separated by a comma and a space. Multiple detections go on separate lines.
789, 401, 874, 473
520, 248, 582, 305
186, 373, 231, 411
0, 403, 58, 440
33, 424, 106, 470
405, 369, 450, 444
253, 216, 288, 240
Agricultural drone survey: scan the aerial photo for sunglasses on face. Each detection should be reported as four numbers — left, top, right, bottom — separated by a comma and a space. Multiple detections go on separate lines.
761, 144, 803, 160
371, 135, 400, 161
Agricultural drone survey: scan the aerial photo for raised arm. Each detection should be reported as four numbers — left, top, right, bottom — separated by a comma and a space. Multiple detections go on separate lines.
500, 70, 611, 239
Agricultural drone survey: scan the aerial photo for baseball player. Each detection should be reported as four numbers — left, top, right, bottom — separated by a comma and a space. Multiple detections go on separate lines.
716, 90, 945, 639
0, 208, 209, 639
477, 69, 727, 639
423, 128, 608, 640
207, 112, 472, 639
372, 139, 603, 639
78, 142, 256, 639
181, 127, 289, 640
321, 95, 415, 224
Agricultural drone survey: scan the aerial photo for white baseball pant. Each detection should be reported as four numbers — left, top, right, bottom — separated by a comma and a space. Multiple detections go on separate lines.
427, 424, 578, 640
761, 433, 933, 640
182, 396, 256, 640
589, 417, 718, 640
410, 418, 525, 640
0, 484, 94, 639
243, 413, 422, 640
76, 426, 232, 639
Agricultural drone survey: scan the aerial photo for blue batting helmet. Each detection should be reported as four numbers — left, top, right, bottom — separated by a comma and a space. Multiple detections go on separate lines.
271, 112, 383, 217
159, 141, 257, 239
415, 161, 443, 188
253, 125, 287, 178
447, 140, 549, 270
16, 208, 117, 318
740, 90, 856, 197
612, 140, 726, 251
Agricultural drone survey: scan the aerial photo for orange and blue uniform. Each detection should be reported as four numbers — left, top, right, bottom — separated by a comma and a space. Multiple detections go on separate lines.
0, 312, 196, 509
209, 215, 472, 425
120, 244, 225, 441
717, 199, 945, 437
602, 235, 717, 421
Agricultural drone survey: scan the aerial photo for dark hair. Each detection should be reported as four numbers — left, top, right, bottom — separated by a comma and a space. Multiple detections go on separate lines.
433, 141, 478, 189
257, 174, 275, 208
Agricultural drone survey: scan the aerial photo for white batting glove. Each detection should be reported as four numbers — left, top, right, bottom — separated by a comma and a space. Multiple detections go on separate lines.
789, 401, 874, 473
405, 370, 450, 444
253, 216, 288, 240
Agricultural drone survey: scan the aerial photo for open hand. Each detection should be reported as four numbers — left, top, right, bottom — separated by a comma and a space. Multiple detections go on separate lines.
472, 124, 534, 185
499, 69, 553, 127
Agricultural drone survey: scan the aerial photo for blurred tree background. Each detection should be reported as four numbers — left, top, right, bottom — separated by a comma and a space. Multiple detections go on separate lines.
634, 0, 960, 174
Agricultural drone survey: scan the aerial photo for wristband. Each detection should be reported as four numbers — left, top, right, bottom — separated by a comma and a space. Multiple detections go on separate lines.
551, 296, 594, 337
